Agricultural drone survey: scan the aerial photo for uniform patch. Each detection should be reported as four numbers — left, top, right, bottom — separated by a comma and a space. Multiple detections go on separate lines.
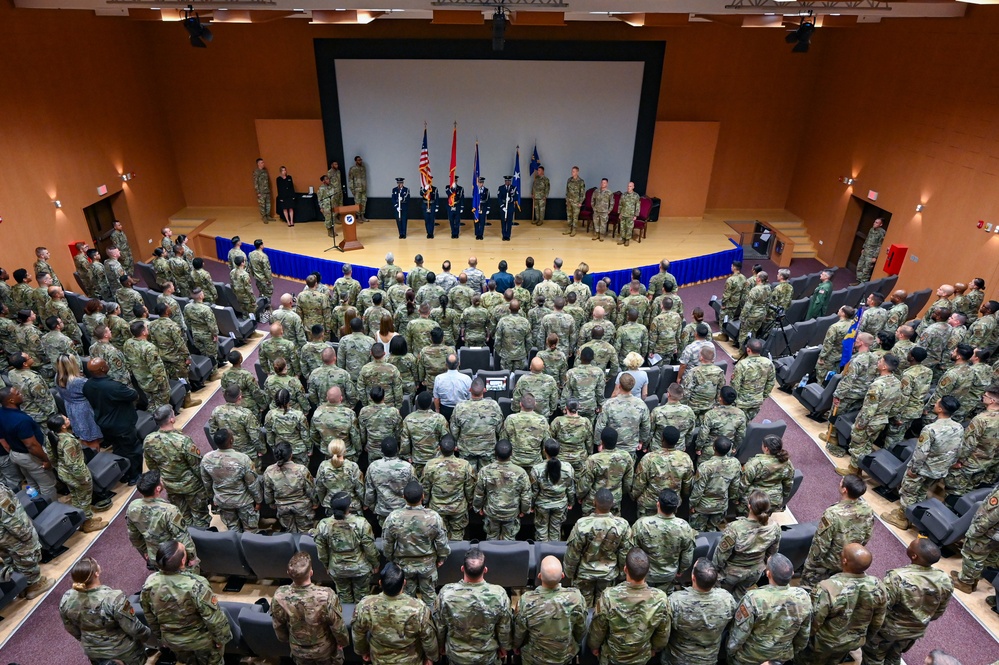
735, 604, 749, 621
989, 496, 998, 507
211, 595, 219, 605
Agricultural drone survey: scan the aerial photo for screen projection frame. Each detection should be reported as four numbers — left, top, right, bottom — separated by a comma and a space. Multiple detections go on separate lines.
314, 38, 665, 219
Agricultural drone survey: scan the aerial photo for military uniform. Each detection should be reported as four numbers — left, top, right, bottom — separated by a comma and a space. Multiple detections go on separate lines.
200, 448, 261, 532
588, 581, 670, 665
730, 355, 776, 421
357, 359, 403, 410
565, 175, 586, 233
898, 417, 963, 510
149, 316, 190, 381
335, 331, 374, 383
315, 458, 365, 513
918, 320, 952, 381
632, 513, 696, 592
564, 511, 633, 607
140, 569, 232, 665
314, 512, 378, 603
802, 571, 887, 665
550, 413, 594, 478
665, 586, 737, 665
52, 432, 95, 519
358, 403, 402, 462
473, 458, 531, 539
536, 348, 568, 391
8, 367, 57, 424
494, 312, 532, 370
319, 181, 336, 232
511, 371, 558, 418
530, 460, 575, 541
383, 504, 450, 607
143, 429, 211, 528
578, 448, 634, 515
422, 455, 475, 540
460, 304, 491, 346
332, 275, 361, 307
633, 448, 694, 515
300, 341, 334, 383
264, 404, 311, 463
254, 166, 272, 219
591, 188, 613, 237
846, 373, 902, 466
167, 256, 193, 297
308, 364, 358, 410
721, 273, 747, 322
696, 405, 748, 457
272, 581, 349, 665
263, 460, 316, 533
126, 497, 198, 570
352, 590, 439, 665
560, 364, 605, 421
947, 409, 999, 494
90, 340, 130, 386
741, 453, 795, 513
348, 163, 368, 218
885, 364, 933, 447
185, 301, 219, 360
689, 455, 743, 531
0, 484, 43, 585
856, 225, 886, 283
400, 409, 448, 473
862, 563, 952, 665
59, 584, 150, 665
727, 584, 812, 665
364, 457, 414, 525
220, 368, 266, 417
650, 310, 683, 362
229, 266, 256, 317
617, 190, 641, 241
595, 394, 651, 455
712, 517, 782, 601
832, 349, 879, 415
450, 397, 504, 470
683, 363, 726, 419
513, 583, 586, 665
650, 401, 697, 451
800, 498, 875, 589
296, 287, 333, 333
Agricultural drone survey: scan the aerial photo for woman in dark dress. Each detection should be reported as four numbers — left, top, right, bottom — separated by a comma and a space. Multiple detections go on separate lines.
276, 166, 296, 227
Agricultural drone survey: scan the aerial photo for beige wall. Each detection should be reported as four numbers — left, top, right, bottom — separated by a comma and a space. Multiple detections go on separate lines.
648, 121, 720, 216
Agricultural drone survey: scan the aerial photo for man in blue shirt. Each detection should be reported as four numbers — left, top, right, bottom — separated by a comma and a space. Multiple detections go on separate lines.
0, 386, 56, 501
491, 261, 515, 294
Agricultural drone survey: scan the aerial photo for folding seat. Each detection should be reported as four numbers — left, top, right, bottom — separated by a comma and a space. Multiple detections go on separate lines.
135, 287, 159, 313
775, 346, 819, 391
213, 305, 256, 343
833, 409, 861, 447
188, 354, 215, 386
458, 347, 492, 373
239, 604, 291, 659
788, 468, 804, 503
33, 502, 86, 556
844, 284, 867, 309
639, 367, 660, 397
905, 494, 984, 547
824, 288, 848, 317
294, 533, 334, 584
786, 320, 815, 355
168, 380, 187, 414
708, 298, 723, 325
643, 395, 659, 410
477, 540, 533, 588
15, 489, 49, 519
778, 521, 817, 574
736, 420, 787, 464
795, 374, 842, 420
188, 527, 254, 591
240, 531, 298, 580
436, 540, 470, 587
87, 452, 128, 496
219, 601, 257, 655
657, 365, 680, 401
858, 440, 916, 499
809, 314, 840, 347
906, 289, 932, 317
535, 541, 568, 583
64, 291, 88, 322
0, 572, 28, 616
134, 263, 161, 292
799, 273, 821, 301
783, 297, 810, 324
786, 277, 808, 302
135, 410, 156, 441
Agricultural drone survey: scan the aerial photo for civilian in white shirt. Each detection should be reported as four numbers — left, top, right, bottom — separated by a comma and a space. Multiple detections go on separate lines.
433, 354, 472, 417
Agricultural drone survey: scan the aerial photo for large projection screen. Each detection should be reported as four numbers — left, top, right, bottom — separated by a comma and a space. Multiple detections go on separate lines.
335, 59, 644, 197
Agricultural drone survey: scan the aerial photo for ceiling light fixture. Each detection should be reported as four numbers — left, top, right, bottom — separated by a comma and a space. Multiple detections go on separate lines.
53, 200, 62, 209
182, 5, 213, 48
785, 11, 815, 53
840, 176, 856, 185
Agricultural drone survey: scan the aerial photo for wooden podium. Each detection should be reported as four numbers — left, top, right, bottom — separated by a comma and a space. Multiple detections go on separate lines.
336, 205, 364, 251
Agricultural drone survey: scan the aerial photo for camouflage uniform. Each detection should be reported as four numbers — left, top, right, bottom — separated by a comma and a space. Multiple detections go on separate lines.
862, 563, 952, 665
46, 299, 82, 346
800, 498, 875, 589
632, 448, 694, 515
801, 572, 888, 665
124, 338, 170, 411
447, 283, 475, 312
967, 311, 998, 350
696, 405, 748, 457
220, 368, 266, 417
595, 394, 651, 455
614, 322, 649, 364
512, 372, 558, 418
885, 364, 933, 447
588, 580, 670, 665
315, 458, 365, 513
40, 329, 79, 374
332, 332, 371, 383
52, 432, 94, 519
309, 403, 363, 463
649, 310, 682, 361
578, 318, 616, 346
259, 335, 300, 377
450, 397, 504, 470
513, 583, 586, 665
185, 301, 219, 359
564, 512, 633, 607
898, 417, 963, 510
832, 349, 879, 415
721, 273, 747, 322
578, 448, 634, 515
727, 584, 812, 665
430, 306, 461, 347
143, 429, 210, 528
550, 413, 593, 478
126, 497, 197, 571
254, 166, 272, 219
0, 484, 43, 585
495, 314, 532, 370
561, 364, 606, 420
272, 582, 349, 665
931, 362, 976, 421
308, 364, 358, 408
712, 517, 782, 601
314, 512, 379, 603
140, 570, 231, 665
208, 403, 264, 461
332, 276, 361, 307
263, 461, 316, 533
265, 406, 311, 464
14, 324, 44, 374
200, 448, 261, 532
357, 358, 404, 409
530, 460, 575, 541
665, 586, 736, 665
815, 319, 853, 378
847, 373, 902, 467
955, 485, 999, 589
400, 409, 449, 473
167, 256, 193, 297
859, 306, 889, 336
460, 304, 492, 346
741, 453, 795, 512
364, 457, 415, 525
296, 287, 332, 333
730, 355, 776, 421
416, 344, 454, 389
434, 578, 511, 665
682, 363, 726, 419
650, 401, 697, 451
540, 311, 576, 357
415, 284, 445, 310
383, 504, 450, 607
156, 293, 187, 333
536, 348, 568, 391
473, 459, 531, 539
422, 455, 475, 540
247, 248, 273, 302
632, 513, 696, 592
148, 316, 189, 381
358, 403, 402, 462
591, 188, 613, 236
301, 341, 335, 384
59, 584, 150, 665
689, 455, 743, 531
271, 309, 306, 349
946, 409, 999, 494
617, 294, 650, 329
192, 269, 217, 305
352, 590, 439, 665
8, 367, 57, 424
918, 320, 952, 381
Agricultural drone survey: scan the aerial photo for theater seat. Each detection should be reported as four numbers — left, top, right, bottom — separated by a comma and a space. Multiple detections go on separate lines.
188, 354, 215, 387
796, 374, 842, 420
476, 370, 512, 400
736, 420, 787, 465
87, 452, 129, 496
776, 346, 819, 391
0, 572, 28, 616
477, 540, 533, 588
136, 410, 156, 442
858, 440, 915, 499
239, 605, 291, 659
16, 489, 49, 519
241, 532, 298, 580
213, 305, 256, 344
778, 521, 817, 574
33, 502, 86, 555
535, 541, 568, 584
189, 527, 254, 590
168, 380, 187, 414
788, 468, 804, 503
905, 497, 982, 548
437, 540, 470, 587
833, 409, 860, 447
294, 534, 334, 584
458, 347, 492, 373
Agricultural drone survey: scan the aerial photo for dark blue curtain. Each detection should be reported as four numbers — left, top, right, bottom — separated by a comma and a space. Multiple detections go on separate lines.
215, 237, 743, 294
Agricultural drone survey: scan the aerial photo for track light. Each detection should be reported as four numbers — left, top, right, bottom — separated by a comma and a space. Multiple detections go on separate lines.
182, 5, 213, 48
492, 7, 506, 52
785, 12, 815, 53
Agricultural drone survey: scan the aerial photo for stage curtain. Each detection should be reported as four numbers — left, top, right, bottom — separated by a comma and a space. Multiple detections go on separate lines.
215, 237, 743, 295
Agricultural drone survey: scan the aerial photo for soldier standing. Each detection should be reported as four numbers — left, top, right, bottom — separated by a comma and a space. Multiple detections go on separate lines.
591, 178, 612, 241
496, 175, 517, 241
348, 155, 368, 222
532, 165, 550, 224
564, 166, 586, 237
801, 543, 888, 665
248, 239, 274, 304
726, 554, 812, 665
314, 491, 379, 603
578, 428, 634, 515
596, 374, 652, 456
318, 174, 336, 235
421, 434, 475, 540
167, 245, 193, 297
140, 540, 232, 665
332, 264, 361, 307
364, 437, 415, 527
737, 271, 770, 354
262, 442, 317, 533
108, 220, 135, 275
855, 217, 886, 283
530, 439, 575, 541
473, 176, 490, 240
551, 399, 594, 478
420, 179, 439, 239
59, 556, 150, 665
633, 427, 694, 515
800, 474, 874, 589
126, 472, 199, 570
272, 551, 349, 665
143, 406, 211, 528
587, 548, 671, 663
209, 386, 264, 464
434, 547, 512, 664
185, 289, 222, 377
383, 480, 450, 608
617, 181, 641, 245
230, 255, 257, 318
712, 490, 781, 601
511, 360, 558, 418
862, 538, 953, 665
401, 391, 449, 476
729, 338, 776, 420
328, 160, 345, 225
446, 176, 464, 239
561, 347, 606, 423
357, 343, 404, 408
514, 555, 586, 665
351, 563, 439, 664
392, 177, 410, 239
0, 482, 52, 598
337, 317, 375, 383
200, 429, 261, 532
665, 558, 737, 665
836, 354, 902, 473
253, 158, 275, 222
689, 437, 742, 531
449, 378, 504, 471
632, 489, 696, 593
564, 488, 633, 607
495, 300, 532, 371
473, 439, 531, 539
951, 484, 999, 594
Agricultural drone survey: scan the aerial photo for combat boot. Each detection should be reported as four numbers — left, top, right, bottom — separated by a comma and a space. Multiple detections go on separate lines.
616, 238, 626, 245
562, 229, 573, 236
713, 332, 730, 342
81, 517, 107, 533
569, 230, 576, 237
881, 508, 910, 530
209, 368, 224, 382
23, 576, 54, 600
182, 393, 203, 409
950, 570, 977, 594
624, 239, 630, 246
836, 464, 861, 477
819, 430, 837, 444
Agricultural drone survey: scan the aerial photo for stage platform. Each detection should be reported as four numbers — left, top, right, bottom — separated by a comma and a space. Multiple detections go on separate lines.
177, 206, 766, 291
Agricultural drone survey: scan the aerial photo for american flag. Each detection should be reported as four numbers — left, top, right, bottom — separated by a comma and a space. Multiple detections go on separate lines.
419, 125, 432, 202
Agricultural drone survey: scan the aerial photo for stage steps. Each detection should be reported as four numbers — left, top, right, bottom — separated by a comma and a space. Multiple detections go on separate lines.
767, 220, 818, 259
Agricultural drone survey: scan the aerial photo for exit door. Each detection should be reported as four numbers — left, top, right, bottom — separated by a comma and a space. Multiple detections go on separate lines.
82, 195, 119, 256
846, 199, 891, 272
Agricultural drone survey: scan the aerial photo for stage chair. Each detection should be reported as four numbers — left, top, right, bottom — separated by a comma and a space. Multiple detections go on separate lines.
881, 275, 899, 294
294, 533, 334, 584
188, 354, 214, 387
213, 281, 240, 312
436, 541, 470, 587
953, 487, 996, 514
241, 532, 298, 580
579, 187, 596, 232
606, 191, 623, 237
498, 397, 513, 419
217, 335, 236, 359
786, 276, 809, 301
905, 497, 983, 548
631, 197, 653, 242
477, 540, 534, 588
254, 362, 268, 386
238, 605, 291, 659
736, 420, 787, 464
188, 527, 254, 591
535, 541, 567, 573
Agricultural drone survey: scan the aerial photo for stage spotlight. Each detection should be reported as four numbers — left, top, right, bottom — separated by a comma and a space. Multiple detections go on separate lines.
492, 7, 506, 52
785, 14, 815, 53
183, 5, 213, 48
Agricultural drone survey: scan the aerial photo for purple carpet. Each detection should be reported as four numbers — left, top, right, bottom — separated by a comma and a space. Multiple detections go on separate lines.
2, 259, 993, 665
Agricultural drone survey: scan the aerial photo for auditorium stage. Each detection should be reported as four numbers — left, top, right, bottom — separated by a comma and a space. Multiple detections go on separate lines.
179, 206, 750, 284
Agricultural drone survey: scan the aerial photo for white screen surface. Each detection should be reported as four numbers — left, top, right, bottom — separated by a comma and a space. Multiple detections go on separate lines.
335, 59, 645, 197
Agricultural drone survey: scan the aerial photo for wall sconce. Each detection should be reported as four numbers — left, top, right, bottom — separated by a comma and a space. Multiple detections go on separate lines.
839, 176, 856, 185
121, 172, 136, 182
53, 200, 62, 209
915, 204, 925, 212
